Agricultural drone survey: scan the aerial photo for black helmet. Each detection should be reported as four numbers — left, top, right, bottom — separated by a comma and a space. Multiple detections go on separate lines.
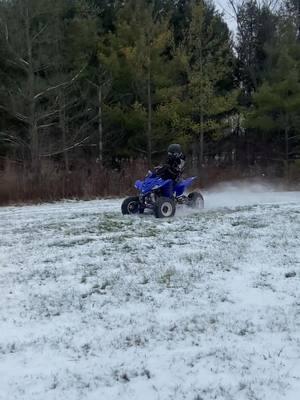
167, 143, 182, 156
167, 143, 185, 171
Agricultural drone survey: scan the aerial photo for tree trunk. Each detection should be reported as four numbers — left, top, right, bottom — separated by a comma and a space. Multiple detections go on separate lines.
25, 5, 39, 178
199, 18, 204, 166
297, 0, 300, 41
199, 113, 204, 166
284, 125, 289, 182
59, 92, 69, 171
98, 85, 103, 166
147, 67, 152, 166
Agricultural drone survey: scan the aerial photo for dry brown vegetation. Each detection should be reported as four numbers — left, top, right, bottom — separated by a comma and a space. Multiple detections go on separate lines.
0, 159, 147, 205
1, 159, 299, 206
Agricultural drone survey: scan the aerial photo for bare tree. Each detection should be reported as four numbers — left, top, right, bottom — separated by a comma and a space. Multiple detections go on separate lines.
0, 0, 86, 177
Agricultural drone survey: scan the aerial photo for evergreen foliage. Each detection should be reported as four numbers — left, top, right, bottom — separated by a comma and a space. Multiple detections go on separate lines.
0, 0, 299, 177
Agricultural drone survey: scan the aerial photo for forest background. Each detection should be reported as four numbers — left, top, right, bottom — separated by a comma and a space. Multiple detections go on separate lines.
1, 0, 300, 204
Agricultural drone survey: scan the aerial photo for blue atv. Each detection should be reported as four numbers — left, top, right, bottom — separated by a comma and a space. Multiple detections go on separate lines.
121, 171, 204, 218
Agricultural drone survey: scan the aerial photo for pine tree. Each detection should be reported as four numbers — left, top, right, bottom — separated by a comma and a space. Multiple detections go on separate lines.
247, 23, 300, 177
235, 0, 278, 100
162, 0, 236, 165
111, 0, 173, 164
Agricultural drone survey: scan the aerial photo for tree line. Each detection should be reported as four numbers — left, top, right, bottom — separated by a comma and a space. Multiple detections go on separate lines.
0, 0, 300, 190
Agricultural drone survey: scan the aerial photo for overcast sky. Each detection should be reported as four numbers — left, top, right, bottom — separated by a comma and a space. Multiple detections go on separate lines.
213, 0, 237, 33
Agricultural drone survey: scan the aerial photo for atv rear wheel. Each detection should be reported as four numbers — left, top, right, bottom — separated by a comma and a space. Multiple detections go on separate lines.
121, 196, 141, 215
188, 191, 204, 209
154, 197, 176, 218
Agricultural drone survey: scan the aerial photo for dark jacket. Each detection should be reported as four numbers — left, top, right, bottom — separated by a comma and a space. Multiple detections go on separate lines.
154, 163, 182, 182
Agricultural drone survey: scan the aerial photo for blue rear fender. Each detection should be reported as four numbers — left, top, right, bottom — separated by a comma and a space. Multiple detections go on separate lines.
174, 177, 197, 197
181, 177, 197, 187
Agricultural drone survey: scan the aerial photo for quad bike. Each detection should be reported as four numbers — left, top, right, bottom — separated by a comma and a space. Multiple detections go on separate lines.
121, 171, 204, 218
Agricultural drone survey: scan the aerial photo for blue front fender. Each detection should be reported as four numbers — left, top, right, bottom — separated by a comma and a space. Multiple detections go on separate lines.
135, 180, 143, 191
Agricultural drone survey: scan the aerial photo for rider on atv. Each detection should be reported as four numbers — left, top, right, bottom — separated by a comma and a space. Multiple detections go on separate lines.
121, 143, 204, 217
154, 144, 186, 196
155, 144, 185, 181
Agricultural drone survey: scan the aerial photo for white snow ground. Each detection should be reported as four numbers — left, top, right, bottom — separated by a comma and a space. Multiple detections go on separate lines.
0, 186, 300, 400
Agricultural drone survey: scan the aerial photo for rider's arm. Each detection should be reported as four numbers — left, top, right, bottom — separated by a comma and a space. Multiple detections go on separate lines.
156, 165, 179, 181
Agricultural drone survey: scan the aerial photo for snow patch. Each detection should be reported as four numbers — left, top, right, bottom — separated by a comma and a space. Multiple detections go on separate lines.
0, 194, 300, 399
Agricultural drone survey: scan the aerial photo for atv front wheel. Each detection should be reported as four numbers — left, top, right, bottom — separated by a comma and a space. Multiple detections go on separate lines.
154, 197, 176, 218
121, 196, 141, 215
188, 192, 204, 209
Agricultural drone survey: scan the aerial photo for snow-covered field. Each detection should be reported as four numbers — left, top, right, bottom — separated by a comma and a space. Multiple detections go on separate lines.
1, 185, 300, 400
